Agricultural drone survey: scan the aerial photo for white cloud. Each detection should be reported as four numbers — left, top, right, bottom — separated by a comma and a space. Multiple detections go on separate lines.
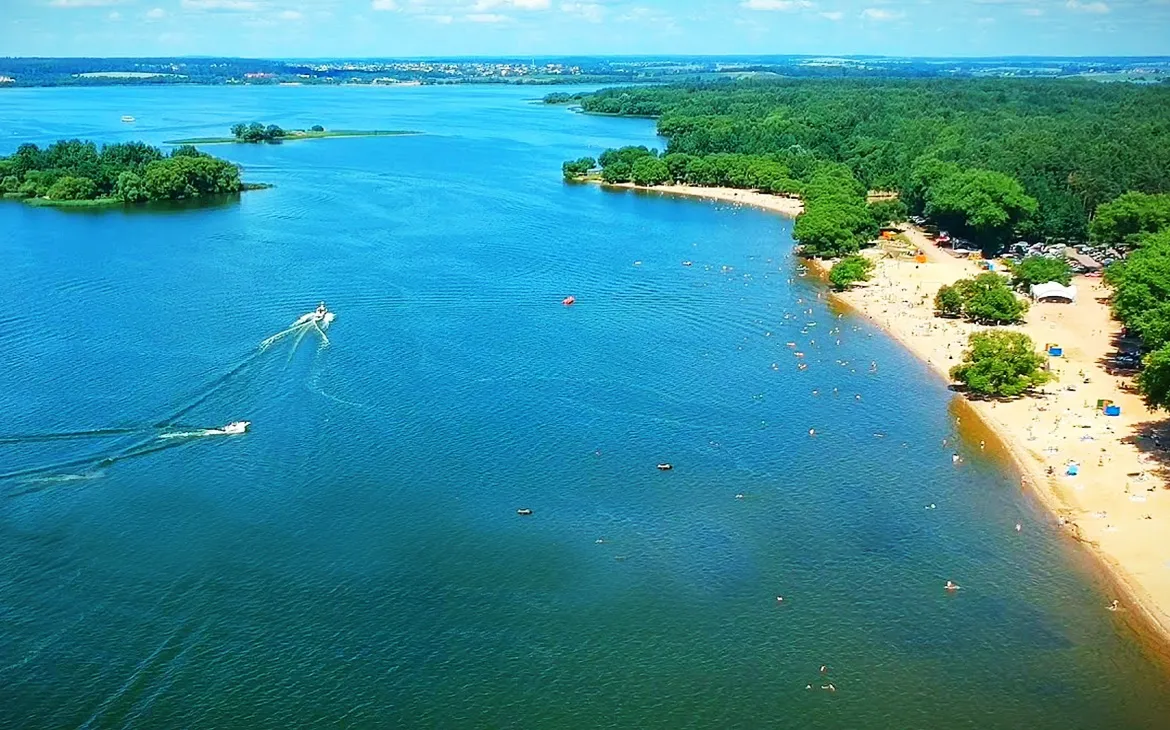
180, 0, 261, 9
279, 9, 302, 18
466, 12, 508, 21
1066, 0, 1109, 13
146, 7, 166, 18
819, 10, 843, 20
1022, 7, 1043, 15
861, 7, 903, 20
371, 0, 398, 9
48, 0, 126, 6
741, 0, 812, 10
473, 0, 550, 10
561, 2, 604, 22
107, 10, 121, 19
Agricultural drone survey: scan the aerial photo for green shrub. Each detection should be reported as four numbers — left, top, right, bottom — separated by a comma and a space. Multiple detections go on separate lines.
950, 330, 1050, 397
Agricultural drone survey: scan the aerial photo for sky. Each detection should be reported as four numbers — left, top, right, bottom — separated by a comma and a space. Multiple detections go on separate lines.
2, 0, 1170, 58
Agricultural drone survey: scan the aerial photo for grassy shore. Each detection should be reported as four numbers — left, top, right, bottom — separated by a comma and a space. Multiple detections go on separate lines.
164, 130, 422, 145
15, 196, 123, 208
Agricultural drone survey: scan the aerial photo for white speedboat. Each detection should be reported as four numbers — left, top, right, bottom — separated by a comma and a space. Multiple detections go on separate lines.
293, 303, 336, 328
121, 115, 136, 123
219, 421, 250, 435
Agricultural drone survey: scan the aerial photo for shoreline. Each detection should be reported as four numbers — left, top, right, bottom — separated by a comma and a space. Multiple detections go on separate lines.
595, 181, 805, 217
162, 130, 422, 145
615, 181, 1170, 657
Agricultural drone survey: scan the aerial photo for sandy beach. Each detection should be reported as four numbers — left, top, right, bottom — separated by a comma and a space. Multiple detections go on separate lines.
621, 183, 1170, 652
598, 182, 806, 217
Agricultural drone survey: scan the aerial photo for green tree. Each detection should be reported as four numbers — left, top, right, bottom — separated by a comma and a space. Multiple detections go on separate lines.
828, 254, 875, 291
962, 273, 1029, 324
1011, 255, 1073, 289
170, 145, 207, 159
794, 204, 864, 258
663, 153, 693, 182
0, 175, 19, 194
601, 160, 633, 184
1138, 344, 1170, 410
561, 156, 596, 180
311, 124, 325, 132
231, 123, 247, 139
1106, 229, 1170, 349
925, 168, 1038, 252
46, 175, 97, 201
114, 170, 148, 203
265, 124, 285, 140
1090, 192, 1170, 245
631, 156, 671, 186
868, 197, 908, 227
934, 284, 965, 317
950, 330, 1050, 397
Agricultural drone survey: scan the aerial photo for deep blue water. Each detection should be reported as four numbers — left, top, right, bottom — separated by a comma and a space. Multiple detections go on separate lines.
1, 85, 1169, 729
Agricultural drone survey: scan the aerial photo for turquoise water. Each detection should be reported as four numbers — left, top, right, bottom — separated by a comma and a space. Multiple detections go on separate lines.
1, 85, 1169, 729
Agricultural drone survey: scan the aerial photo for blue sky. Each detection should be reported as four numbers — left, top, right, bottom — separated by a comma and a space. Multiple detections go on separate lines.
3, 0, 1169, 58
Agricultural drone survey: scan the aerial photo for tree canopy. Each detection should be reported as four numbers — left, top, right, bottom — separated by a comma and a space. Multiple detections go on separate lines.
933, 273, 1029, 324
828, 255, 875, 291
950, 330, 1050, 397
1090, 192, 1170, 246
1011, 255, 1073, 290
231, 122, 286, 143
0, 139, 241, 204
565, 78, 1170, 244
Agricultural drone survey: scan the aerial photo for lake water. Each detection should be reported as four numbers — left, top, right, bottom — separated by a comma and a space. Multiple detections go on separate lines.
1, 85, 1169, 729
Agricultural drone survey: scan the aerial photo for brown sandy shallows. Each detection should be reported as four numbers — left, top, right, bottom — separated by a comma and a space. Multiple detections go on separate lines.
601, 181, 1170, 652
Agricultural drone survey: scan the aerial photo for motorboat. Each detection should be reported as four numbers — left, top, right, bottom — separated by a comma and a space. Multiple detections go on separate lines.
220, 421, 250, 435
121, 115, 136, 123
293, 303, 336, 328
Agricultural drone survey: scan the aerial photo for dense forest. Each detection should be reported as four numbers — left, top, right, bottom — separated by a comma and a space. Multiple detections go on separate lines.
0, 140, 242, 204
559, 78, 1170, 251
556, 78, 1170, 409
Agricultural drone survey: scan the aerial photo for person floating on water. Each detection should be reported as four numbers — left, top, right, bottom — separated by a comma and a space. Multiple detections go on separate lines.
945, 580, 961, 591
315, 301, 327, 319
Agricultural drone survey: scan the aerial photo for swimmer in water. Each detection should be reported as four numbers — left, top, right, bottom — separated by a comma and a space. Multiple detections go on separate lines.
945, 580, 961, 591
1107, 599, 1120, 612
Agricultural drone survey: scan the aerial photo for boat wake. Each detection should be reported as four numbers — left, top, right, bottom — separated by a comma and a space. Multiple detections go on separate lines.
1, 305, 335, 493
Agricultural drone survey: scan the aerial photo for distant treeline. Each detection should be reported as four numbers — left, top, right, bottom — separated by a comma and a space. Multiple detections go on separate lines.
0, 140, 242, 203
557, 78, 1170, 250
231, 122, 324, 142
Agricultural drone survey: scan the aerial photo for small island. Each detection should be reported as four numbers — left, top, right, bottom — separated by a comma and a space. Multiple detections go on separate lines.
164, 122, 421, 146
0, 140, 257, 208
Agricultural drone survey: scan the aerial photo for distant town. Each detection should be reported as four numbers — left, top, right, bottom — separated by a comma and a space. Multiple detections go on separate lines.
1, 55, 1169, 88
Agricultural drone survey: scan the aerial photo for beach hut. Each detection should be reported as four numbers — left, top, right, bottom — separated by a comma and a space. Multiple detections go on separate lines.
1030, 282, 1077, 303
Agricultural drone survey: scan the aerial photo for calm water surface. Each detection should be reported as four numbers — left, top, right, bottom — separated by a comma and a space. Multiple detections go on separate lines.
1, 85, 1169, 729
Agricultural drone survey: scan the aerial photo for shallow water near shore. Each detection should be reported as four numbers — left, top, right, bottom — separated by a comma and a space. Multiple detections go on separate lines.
2, 85, 1169, 729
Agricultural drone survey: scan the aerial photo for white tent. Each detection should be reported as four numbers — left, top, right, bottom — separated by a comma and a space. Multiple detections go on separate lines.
1030, 282, 1077, 303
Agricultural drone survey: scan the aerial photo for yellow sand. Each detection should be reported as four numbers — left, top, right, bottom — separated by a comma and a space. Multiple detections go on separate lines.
607, 182, 1170, 646
599, 182, 805, 217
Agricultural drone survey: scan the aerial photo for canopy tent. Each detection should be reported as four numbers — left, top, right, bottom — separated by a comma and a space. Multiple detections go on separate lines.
1030, 282, 1077, 303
